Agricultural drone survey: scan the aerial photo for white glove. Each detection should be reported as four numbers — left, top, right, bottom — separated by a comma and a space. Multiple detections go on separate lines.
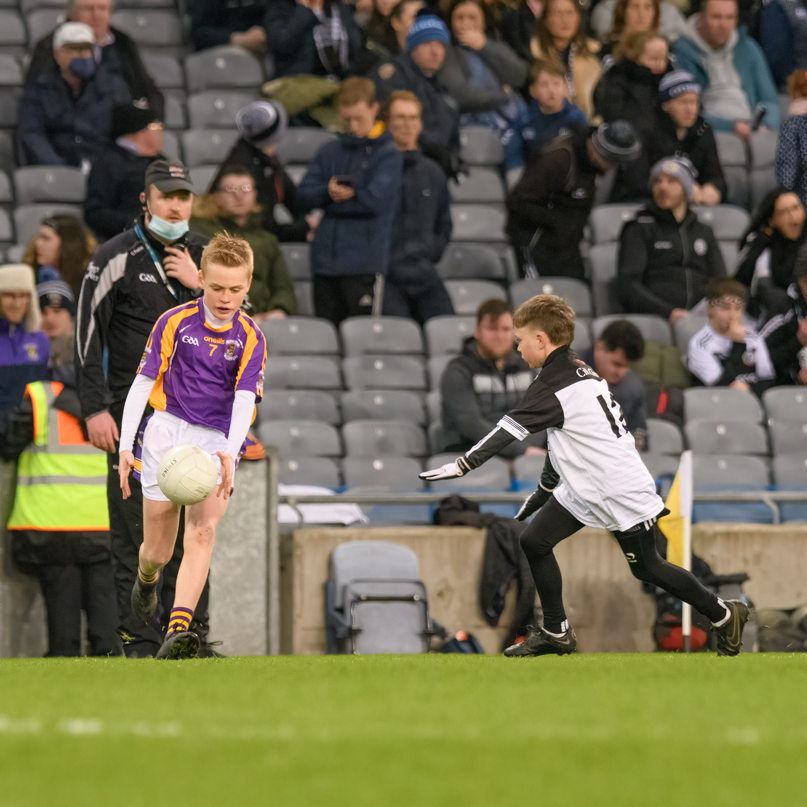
419, 461, 466, 481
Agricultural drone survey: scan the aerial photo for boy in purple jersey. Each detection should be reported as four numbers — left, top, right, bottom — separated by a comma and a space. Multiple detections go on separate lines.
117, 233, 267, 660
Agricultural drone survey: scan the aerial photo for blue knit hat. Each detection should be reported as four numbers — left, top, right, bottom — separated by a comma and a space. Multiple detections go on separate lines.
659, 70, 701, 104
406, 14, 450, 52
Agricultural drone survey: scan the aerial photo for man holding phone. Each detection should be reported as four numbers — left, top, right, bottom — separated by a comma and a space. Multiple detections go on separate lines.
297, 77, 403, 326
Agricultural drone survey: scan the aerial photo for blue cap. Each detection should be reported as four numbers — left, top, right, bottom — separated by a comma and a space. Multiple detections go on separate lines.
659, 70, 701, 104
406, 14, 450, 52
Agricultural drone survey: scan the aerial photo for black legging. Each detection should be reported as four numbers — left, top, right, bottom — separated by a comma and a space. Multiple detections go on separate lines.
519, 495, 726, 633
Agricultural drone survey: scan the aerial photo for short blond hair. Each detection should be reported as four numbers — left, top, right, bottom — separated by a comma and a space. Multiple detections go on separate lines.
513, 295, 575, 346
389, 90, 422, 113
337, 77, 377, 108
200, 232, 254, 278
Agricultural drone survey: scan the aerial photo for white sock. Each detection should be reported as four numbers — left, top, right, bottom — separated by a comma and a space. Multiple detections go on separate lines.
712, 600, 731, 627
545, 619, 569, 637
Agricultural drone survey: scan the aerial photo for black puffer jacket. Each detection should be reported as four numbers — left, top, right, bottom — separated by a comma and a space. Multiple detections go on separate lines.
618, 204, 726, 318
594, 59, 663, 144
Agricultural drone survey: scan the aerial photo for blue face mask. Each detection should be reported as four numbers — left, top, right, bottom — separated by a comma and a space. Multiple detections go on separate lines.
69, 57, 96, 79
147, 212, 189, 242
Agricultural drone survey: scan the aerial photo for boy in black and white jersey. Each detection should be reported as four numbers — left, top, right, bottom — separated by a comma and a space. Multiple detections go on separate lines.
421, 295, 750, 657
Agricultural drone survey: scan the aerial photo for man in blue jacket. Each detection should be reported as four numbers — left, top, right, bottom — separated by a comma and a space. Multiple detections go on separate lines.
672, 0, 779, 142
297, 77, 403, 326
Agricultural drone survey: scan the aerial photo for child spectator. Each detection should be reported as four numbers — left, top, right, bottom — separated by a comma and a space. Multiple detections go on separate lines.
504, 58, 587, 175
776, 69, 807, 211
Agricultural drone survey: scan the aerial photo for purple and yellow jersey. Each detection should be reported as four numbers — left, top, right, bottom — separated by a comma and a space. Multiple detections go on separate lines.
138, 299, 266, 436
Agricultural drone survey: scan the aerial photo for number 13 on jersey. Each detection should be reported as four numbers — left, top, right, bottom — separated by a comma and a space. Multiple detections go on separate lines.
596, 392, 628, 438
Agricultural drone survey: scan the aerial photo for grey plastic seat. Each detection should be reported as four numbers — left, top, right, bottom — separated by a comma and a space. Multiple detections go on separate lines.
189, 164, 218, 195
427, 354, 454, 389
713, 134, 749, 205
684, 420, 768, 456
257, 390, 340, 425
426, 389, 441, 423
342, 457, 423, 489
0, 54, 22, 86
161, 130, 181, 162
340, 316, 423, 356
184, 46, 263, 92
0, 88, 19, 128
0, 209, 12, 247
341, 390, 426, 424
588, 203, 642, 244
692, 205, 750, 241
275, 128, 337, 164
13, 204, 83, 246
571, 318, 592, 353
762, 387, 807, 423
642, 452, 681, 481
426, 453, 511, 490
592, 314, 672, 345
683, 387, 763, 423
342, 356, 426, 390
692, 454, 769, 488
772, 455, 807, 487
258, 420, 341, 456
509, 277, 592, 316
768, 421, 807, 456
674, 314, 709, 355
424, 315, 476, 355
162, 90, 186, 129
0, 171, 11, 206
647, 418, 684, 455
587, 242, 619, 316
436, 243, 505, 280
459, 127, 504, 165
13, 166, 85, 204
444, 279, 507, 315
260, 316, 339, 355
181, 129, 239, 166
749, 167, 778, 212
450, 205, 506, 242
0, 132, 14, 175
428, 421, 444, 454
142, 51, 183, 89
448, 167, 505, 203
285, 164, 307, 185
294, 280, 313, 316
188, 90, 256, 128
342, 420, 428, 457
279, 456, 341, 488
513, 453, 545, 483
265, 356, 341, 389
279, 243, 310, 280
23, 10, 59, 50
111, 10, 185, 47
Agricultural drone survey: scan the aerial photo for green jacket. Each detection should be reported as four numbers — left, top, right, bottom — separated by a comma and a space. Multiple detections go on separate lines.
190, 212, 298, 315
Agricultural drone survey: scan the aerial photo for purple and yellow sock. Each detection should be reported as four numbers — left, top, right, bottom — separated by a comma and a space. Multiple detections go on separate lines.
138, 567, 158, 586
166, 606, 194, 636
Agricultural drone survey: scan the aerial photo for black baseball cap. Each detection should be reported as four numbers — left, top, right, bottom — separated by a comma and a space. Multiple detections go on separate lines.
144, 158, 194, 194
112, 103, 159, 140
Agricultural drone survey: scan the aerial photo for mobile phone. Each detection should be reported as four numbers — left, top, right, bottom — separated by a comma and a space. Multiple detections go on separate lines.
334, 175, 354, 187
751, 105, 767, 130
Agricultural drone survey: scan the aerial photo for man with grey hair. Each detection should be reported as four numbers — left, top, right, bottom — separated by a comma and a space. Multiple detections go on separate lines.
25, 0, 163, 117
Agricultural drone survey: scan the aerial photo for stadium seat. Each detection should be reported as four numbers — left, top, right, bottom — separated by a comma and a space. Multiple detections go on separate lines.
424, 315, 476, 355
450, 205, 507, 242
673, 314, 708, 356
0, 54, 23, 86
163, 90, 186, 129
571, 318, 592, 353
341, 390, 426, 424
275, 128, 337, 164
340, 316, 423, 357
762, 387, 807, 424
13, 166, 86, 204
444, 279, 507, 315
24, 10, 58, 51
13, 204, 83, 246
342, 356, 427, 390
257, 389, 341, 425
772, 455, 807, 521
713, 132, 749, 208
509, 277, 592, 315
0, 171, 12, 206
258, 420, 342, 457
692, 205, 749, 241
342, 420, 428, 457
749, 128, 779, 210
341, 457, 424, 489
691, 454, 772, 524
587, 242, 620, 316
641, 452, 680, 482
683, 387, 763, 423
184, 46, 263, 93
110, 10, 185, 49
161, 130, 181, 162
260, 316, 339, 355
426, 452, 510, 490
189, 164, 218, 195
0, 209, 12, 251
279, 456, 341, 488
684, 420, 769, 455
142, 51, 184, 89
647, 418, 684, 455
449, 167, 505, 204
588, 203, 642, 244
459, 127, 504, 165
0, 88, 20, 128
181, 130, 239, 167
279, 243, 310, 280
592, 314, 672, 345
265, 356, 342, 389
19, 0, 64, 13
436, 243, 506, 280
285, 165, 306, 185
718, 241, 739, 274
294, 280, 314, 316
427, 354, 453, 389
2, 240, 22, 261
426, 389, 441, 423
768, 421, 807, 456
428, 421, 444, 454
0, 132, 14, 176
188, 90, 257, 129
513, 453, 545, 483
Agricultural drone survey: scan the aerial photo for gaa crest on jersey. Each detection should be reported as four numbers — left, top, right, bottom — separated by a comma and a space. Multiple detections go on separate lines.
694, 238, 707, 256
24, 343, 40, 360
138, 347, 149, 370
224, 340, 238, 361
257, 369, 264, 397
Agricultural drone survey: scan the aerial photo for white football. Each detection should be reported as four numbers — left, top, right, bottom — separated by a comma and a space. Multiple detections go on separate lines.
157, 444, 218, 506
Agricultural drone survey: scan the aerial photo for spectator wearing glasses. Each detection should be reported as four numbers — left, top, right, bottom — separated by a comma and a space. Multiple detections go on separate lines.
85, 103, 165, 242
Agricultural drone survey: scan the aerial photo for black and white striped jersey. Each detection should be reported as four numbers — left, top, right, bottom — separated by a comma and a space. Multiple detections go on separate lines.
462, 345, 663, 531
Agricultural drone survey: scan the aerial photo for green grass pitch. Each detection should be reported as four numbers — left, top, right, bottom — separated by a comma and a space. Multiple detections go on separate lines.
0, 653, 805, 807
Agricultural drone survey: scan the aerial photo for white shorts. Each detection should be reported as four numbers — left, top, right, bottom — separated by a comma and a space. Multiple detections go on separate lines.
139, 410, 227, 502
553, 481, 664, 534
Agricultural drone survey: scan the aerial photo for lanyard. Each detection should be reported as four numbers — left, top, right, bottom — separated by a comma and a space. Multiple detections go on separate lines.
134, 222, 178, 300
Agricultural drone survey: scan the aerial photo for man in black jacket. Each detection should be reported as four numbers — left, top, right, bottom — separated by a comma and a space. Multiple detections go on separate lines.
25, 0, 164, 118
84, 103, 163, 241
76, 160, 212, 658
618, 156, 726, 324
383, 90, 454, 324
190, 0, 267, 54
507, 121, 640, 279
371, 13, 461, 178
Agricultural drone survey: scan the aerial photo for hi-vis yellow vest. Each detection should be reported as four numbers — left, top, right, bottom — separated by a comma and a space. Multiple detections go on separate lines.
7, 381, 109, 532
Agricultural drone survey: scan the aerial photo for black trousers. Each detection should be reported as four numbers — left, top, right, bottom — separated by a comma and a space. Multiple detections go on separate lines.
313, 274, 383, 326
516, 242, 585, 281
382, 265, 455, 325
106, 454, 210, 658
518, 495, 726, 634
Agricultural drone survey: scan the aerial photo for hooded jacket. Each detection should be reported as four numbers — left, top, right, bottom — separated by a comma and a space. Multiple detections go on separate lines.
618, 203, 726, 318
759, 281, 807, 384
441, 336, 535, 457
296, 129, 403, 277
